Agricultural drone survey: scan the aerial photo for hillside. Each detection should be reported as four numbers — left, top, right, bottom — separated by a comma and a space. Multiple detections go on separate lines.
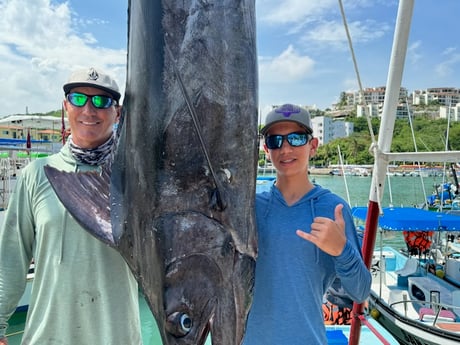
312, 116, 460, 166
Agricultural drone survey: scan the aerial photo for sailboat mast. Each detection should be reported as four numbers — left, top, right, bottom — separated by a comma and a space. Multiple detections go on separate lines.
349, 1, 414, 344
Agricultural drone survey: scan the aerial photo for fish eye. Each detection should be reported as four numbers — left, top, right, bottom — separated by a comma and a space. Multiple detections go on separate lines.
180, 313, 192, 331
166, 311, 193, 336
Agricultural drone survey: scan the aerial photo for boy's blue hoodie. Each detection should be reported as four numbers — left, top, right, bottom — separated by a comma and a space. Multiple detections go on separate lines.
243, 183, 371, 345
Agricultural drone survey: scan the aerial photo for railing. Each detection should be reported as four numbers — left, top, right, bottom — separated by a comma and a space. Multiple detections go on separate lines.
0, 158, 12, 209
389, 297, 460, 328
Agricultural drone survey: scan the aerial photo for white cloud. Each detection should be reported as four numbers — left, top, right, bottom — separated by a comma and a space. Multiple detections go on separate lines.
258, 0, 392, 23
258, 0, 337, 25
0, 0, 126, 116
301, 19, 390, 51
442, 47, 457, 56
257, 0, 340, 37
342, 78, 360, 92
435, 53, 460, 78
259, 45, 315, 83
407, 40, 422, 65
257, 0, 392, 59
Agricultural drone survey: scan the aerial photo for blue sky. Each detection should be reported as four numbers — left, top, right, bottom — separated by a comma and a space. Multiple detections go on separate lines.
0, 0, 459, 120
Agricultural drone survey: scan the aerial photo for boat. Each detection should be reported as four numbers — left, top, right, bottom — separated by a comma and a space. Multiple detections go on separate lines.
344, 1, 460, 344
353, 206, 460, 344
425, 162, 459, 212
426, 181, 460, 211
368, 246, 460, 345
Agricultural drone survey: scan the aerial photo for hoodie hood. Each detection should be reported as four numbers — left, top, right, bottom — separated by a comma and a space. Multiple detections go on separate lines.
257, 183, 334, 265
261, 182, 332, 219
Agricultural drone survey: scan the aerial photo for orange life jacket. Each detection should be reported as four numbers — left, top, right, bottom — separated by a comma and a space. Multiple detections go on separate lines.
322, 301, 352, 325
403, 230, 434, 254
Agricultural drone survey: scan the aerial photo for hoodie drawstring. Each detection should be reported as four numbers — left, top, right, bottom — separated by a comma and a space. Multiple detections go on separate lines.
309, 198, 320, 264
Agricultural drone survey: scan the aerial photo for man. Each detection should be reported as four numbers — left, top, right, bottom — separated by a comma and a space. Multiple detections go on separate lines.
0, 67, 142, 344
243, 104, 371, 345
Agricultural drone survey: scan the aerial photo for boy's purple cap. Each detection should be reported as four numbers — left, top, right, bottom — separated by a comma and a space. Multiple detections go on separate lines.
261, 104, 312, 135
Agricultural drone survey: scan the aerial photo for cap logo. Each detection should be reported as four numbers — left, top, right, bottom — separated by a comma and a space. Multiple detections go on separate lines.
87, 68, 99, 81
275, 104, 301, 117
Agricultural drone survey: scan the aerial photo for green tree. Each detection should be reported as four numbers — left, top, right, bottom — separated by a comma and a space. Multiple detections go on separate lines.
337, 92, 347, 108
314, 116, 460, 165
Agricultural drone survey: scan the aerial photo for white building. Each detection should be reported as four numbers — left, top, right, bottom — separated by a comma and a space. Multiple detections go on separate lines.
0, 114, 68, 130
356, 103, 412, 119
440, 103, 460, 122
347, 86, 408, 106
356, 104, 381, 118
263, 105, 354, 146
311, 116, 353, 146
412, 87, 460, 106
334, 120, 354, 138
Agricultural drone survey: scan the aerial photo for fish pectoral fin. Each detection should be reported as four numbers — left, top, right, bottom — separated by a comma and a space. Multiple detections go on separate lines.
44, 165, 115, 246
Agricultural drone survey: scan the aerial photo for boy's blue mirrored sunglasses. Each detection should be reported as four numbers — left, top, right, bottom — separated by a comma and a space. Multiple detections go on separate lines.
265, 132, 311, 149
66, 92, 115, 109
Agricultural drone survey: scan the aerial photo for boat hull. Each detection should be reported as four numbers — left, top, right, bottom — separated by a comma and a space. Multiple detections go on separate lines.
369, 291, 460, 345
368, 247, 460, 345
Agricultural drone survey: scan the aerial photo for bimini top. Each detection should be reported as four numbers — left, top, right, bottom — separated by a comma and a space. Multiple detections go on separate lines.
352, 206, 460, 231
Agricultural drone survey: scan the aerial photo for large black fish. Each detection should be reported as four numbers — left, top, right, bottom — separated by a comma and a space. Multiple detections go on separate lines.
45, 0, 258, 344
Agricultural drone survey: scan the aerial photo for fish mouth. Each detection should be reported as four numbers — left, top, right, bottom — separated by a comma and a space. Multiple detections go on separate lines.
197, 306, 213, 345
159, 212, 254, 345
163, 252, 220, 344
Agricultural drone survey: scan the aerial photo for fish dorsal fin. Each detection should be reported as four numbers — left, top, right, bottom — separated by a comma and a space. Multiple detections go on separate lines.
44, 165, 116, 246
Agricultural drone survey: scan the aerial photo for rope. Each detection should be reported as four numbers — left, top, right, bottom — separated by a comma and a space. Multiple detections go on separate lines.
338, 0, 383, 212
337, 0, 376, 145
405, 98, 428, 205
337, 145, 351, 205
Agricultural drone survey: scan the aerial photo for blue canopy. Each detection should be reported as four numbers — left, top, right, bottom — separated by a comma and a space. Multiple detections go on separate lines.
351, 206, 460, 231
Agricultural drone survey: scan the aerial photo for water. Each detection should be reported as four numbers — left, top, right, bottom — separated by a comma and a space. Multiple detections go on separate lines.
258, 174, 445, 208
257, 174, 450, 250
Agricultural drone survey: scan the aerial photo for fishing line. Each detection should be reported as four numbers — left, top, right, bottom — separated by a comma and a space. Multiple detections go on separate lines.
165, 41, 226, 211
